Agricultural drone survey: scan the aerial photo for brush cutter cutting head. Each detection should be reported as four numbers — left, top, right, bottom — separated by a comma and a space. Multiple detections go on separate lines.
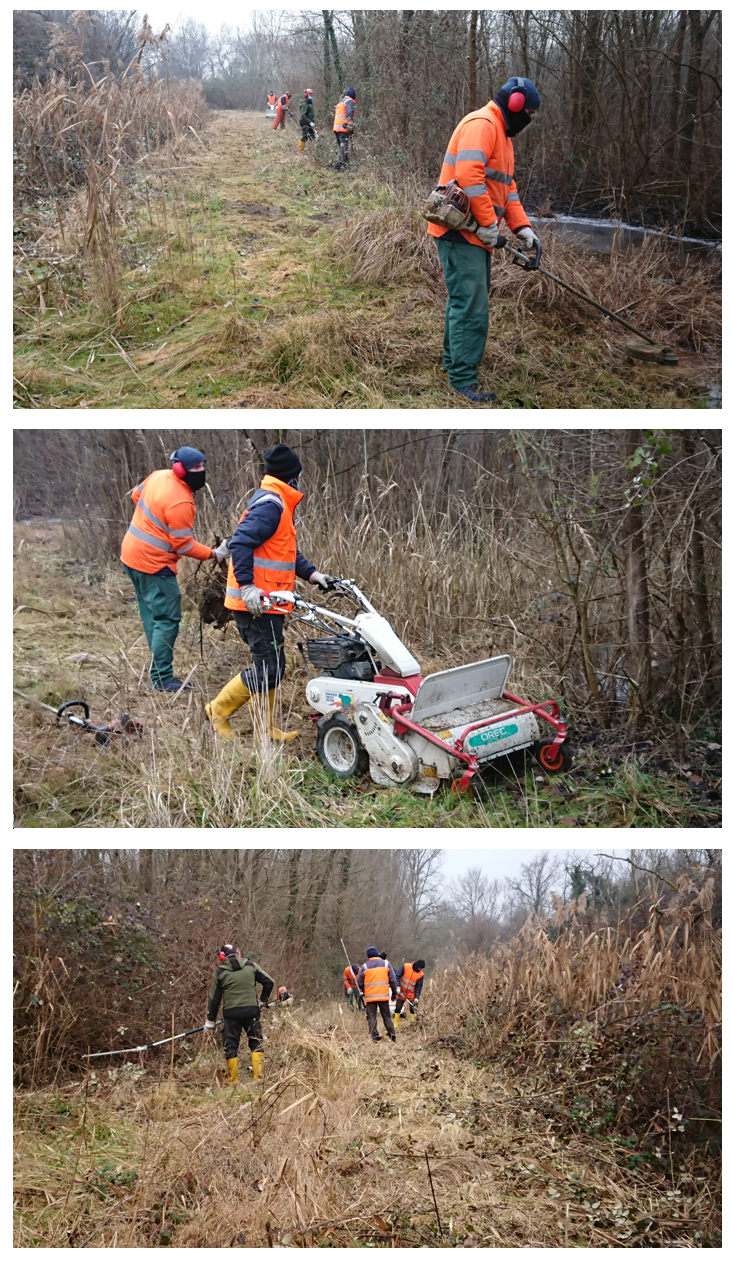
625, 337, 679, 366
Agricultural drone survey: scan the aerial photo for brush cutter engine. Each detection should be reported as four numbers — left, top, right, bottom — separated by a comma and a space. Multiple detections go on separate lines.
279, 581, 570, 794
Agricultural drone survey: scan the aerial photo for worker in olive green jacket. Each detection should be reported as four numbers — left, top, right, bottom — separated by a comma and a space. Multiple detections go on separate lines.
204, 943, 274, 1084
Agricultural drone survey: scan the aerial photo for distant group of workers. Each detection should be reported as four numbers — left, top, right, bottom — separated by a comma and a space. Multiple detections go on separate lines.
266, 86, 356, 170
203, 942, 426, 1088
344, 948, 426, 1043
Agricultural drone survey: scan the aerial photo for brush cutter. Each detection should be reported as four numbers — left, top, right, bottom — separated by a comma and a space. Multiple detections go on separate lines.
13, 689, 144, 747
421, 182, 677, 365
56, 700, 143, 746
494, 235, 679, 365
260, 582, 570, 796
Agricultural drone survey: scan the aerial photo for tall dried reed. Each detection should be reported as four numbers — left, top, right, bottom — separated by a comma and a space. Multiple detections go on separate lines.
429, 880, 721, 1143
330, 203, 722, 353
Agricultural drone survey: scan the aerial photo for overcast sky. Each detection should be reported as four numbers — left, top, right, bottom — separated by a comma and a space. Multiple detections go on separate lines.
436, 847, 628, 885
143, 6, 302, 34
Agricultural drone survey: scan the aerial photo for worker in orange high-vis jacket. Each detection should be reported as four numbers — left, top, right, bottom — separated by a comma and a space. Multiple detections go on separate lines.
393, 959, 425, 1029
427, 75, 541, 405
273, 92, 291, 130
206, 444, 337, 742
120, 447, 230, 693
333, 87, 355, 170
266, 91, 276, 113
357, 947, 397, 1042
343, 963, 364, 1011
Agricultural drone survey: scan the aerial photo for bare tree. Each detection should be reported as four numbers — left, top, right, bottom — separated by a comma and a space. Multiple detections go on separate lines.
506, 853, 564, 919
398, 848, 444, 937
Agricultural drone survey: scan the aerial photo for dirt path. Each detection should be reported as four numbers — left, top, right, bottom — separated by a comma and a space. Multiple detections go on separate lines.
13, 110, 719, 410
14, 998, 714, 1247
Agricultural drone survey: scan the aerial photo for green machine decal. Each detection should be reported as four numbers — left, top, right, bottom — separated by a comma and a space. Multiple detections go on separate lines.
468, 723, 519, 748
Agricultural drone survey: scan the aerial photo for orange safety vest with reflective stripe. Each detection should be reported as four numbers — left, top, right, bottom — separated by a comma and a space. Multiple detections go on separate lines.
120, 469, 213, 575
224, 475, 303, 615
398, 962, 424, 1003
343, 966, 357, 990
268, 94, 276, 106
333, 96, 354, 133
427, 100, 531, 252
362, 959, 390, 1002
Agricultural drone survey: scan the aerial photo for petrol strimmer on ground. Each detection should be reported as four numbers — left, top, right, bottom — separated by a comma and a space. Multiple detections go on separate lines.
261, 581, 570, 795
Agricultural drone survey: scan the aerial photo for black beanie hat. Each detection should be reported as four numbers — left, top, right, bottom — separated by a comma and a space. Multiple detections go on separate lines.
264, 443, 302, 483
171, 445, 206, 470
413, 959, 426, 970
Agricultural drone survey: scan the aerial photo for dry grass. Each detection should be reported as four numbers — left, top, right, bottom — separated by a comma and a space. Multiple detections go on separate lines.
14, 980, 720, 1248
14, 63, 206, 199
13, 109, 719, 410
330, 203, 722, 354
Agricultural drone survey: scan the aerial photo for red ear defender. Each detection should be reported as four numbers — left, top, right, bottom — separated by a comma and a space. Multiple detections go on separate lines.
508, 90, 526, 112
218, 951, 226, 961
172, 461, 187, 479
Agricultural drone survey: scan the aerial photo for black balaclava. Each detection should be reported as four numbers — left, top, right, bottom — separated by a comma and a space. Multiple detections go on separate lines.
493, 76, 541, 138
171, 446, 207, 492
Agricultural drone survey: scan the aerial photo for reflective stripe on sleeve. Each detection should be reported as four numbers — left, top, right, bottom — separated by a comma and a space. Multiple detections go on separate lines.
456, 148, 487, 162
127, 524, 173, 552
443, 151, 456, 166
507, 190, 520, 202
485, 167, 512, 186
464, 183, 487, 197
176, 540, 195, 554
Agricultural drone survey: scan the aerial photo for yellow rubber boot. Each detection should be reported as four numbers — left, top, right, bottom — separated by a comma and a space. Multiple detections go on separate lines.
393, 1012, 400, 1030
206, 674, 251, 740
265, 689, 300, 742
409, 1011, 416, 1024
225, 1057, 239, 1085
298, 139, 306, 152
251, 1051, 263, 1081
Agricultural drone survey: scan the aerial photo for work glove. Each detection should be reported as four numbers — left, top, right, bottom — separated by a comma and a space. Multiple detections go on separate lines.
516, 226, 539, 252
309, 571, 336, 592
203, 1019, 216, 1031
475, 221, 499, 248
212, 539, 231, 563
240, 584, 266, 616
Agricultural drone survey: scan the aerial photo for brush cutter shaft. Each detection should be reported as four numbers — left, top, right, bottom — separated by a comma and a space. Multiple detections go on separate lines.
87, 1020, 223, 1058
496, 237, 656, 345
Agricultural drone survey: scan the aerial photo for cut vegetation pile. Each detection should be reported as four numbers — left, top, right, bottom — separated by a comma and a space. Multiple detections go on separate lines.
14, 889, 721, 1247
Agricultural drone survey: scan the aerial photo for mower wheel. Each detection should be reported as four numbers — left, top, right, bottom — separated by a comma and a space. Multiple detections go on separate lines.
449, 774, 489, 802
316, 715, 368, 779
534, 741, 573, 774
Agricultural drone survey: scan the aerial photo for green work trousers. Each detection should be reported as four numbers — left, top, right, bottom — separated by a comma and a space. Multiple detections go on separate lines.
435, 236, 492, 390
123, 565, 182, 687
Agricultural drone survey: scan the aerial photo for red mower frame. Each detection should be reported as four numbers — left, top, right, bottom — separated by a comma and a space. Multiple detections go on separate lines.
380, 685, 568, 793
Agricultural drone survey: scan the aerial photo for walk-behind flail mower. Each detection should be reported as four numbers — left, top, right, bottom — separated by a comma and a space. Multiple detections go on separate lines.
263, 580, 570, 796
